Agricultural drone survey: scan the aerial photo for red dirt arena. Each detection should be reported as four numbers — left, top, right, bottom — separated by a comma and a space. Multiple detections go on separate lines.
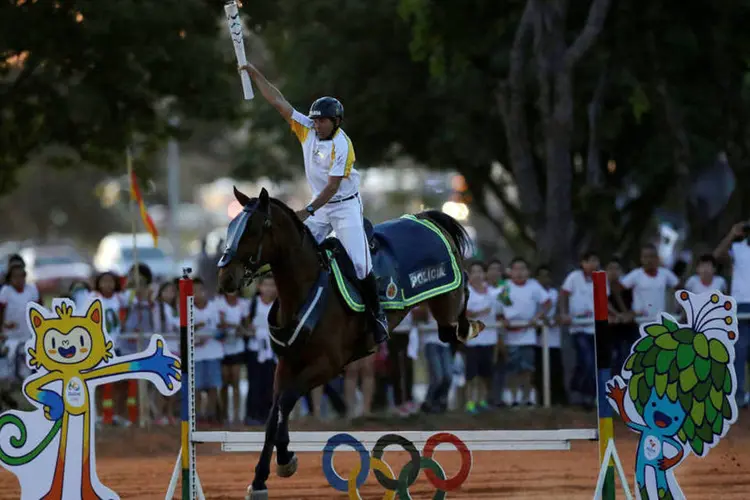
0, 408, 747, 499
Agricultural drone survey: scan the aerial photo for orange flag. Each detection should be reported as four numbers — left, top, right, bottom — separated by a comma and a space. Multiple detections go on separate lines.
129, 170, 159, 247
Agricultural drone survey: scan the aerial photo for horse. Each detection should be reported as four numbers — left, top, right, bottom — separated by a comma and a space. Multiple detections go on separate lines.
217, 186, 483, 500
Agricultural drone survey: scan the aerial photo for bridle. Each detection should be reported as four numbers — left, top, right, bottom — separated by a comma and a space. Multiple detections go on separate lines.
217, 200, 272, 285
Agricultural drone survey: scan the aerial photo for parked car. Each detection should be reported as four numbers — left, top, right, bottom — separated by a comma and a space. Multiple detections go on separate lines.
19, 245, 93, 295
93, 233, 176, 283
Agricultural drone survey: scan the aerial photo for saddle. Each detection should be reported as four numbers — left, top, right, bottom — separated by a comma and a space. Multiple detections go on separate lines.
323, 214, 462, 313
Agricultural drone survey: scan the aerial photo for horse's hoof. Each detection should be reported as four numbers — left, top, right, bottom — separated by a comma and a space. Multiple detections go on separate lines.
245, 486, 269, 500
276, 453, 298, 478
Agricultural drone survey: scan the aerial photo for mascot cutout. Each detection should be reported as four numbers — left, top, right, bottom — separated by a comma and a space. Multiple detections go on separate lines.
0, 298, 181, 499
606, 290, 739, 500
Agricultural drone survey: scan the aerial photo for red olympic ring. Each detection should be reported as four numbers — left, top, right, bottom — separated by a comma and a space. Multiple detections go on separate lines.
422, 432, 473, 491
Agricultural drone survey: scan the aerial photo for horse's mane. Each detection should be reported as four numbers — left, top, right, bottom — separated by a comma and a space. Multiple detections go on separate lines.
266, 197, 319, 248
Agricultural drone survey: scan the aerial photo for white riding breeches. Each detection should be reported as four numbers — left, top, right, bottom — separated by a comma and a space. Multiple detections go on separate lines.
304, 194, 372, 280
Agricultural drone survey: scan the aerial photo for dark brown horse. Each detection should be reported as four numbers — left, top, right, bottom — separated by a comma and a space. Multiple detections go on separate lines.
217, 187, 482, 500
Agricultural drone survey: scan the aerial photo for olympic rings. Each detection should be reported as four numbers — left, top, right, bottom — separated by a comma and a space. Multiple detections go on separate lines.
322, 432, 473, 499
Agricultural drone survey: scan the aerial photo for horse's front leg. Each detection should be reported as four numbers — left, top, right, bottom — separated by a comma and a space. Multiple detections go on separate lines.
247, 395, 280, 500
274, 357, 336, 479
274, 386, 301, 478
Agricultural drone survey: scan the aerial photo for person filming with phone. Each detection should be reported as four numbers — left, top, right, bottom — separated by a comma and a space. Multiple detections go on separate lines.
714, 221, 750, 409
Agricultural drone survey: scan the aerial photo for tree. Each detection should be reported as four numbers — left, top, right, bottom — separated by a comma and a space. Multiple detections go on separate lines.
0, 0, 243, 195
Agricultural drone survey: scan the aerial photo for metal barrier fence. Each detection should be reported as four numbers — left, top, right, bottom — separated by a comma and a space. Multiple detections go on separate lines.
116, 310, 749, 424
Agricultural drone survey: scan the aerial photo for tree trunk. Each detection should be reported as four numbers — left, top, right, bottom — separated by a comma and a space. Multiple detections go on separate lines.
497, 0, 611, 278
496, 0, 544, 237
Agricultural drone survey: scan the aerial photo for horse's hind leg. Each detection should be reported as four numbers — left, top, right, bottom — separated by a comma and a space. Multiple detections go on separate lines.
427, 284, 484, 344
427, 289, 464, 345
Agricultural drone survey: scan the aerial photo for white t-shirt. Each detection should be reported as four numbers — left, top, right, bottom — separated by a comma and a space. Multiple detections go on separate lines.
620, 267, 679, 321
252, 298, 276, 363
0, 284, 39, 380
729, 241, 750, 303
539, 288, 561, 349
193, 301, 222, 361
213, 296, 249, 357
561, 270, 609, 335
466, 284, 499, 347
684, 275, 727, 296
496, 279, 550, 347
290, 110, 361, 201
0, 284, 40, 340
83, 291, 125, 344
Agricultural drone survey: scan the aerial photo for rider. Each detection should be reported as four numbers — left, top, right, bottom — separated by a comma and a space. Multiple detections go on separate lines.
240, 63, 389, 346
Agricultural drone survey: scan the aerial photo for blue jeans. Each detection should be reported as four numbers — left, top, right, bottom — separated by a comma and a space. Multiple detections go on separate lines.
424, 343, 452, 410
570, 333, 596, 399
736, 304, 750, 407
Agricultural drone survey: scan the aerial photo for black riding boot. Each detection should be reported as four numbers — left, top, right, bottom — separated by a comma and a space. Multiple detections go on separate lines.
361, 272, 390, 344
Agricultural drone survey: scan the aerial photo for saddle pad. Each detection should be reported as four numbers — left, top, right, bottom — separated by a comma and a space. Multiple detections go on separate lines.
330, 214, 462, 311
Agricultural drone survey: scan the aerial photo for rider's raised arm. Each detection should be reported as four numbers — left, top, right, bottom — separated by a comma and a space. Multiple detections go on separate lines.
240, 64, 293, 122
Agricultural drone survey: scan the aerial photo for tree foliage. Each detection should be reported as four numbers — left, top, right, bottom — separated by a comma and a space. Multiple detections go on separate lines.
237, 0, 750, 274
0, 0, 242, 194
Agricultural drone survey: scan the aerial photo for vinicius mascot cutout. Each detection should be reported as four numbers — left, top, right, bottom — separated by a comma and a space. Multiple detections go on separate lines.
0, 298, 181, 499
606, 290, 739, 500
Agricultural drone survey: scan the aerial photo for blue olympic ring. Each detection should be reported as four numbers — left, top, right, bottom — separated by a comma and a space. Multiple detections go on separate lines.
322, 433, 370, 492
322, 432, 472, 499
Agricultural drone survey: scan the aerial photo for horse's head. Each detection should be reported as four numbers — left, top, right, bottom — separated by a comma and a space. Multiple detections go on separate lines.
217, 186, 274, 293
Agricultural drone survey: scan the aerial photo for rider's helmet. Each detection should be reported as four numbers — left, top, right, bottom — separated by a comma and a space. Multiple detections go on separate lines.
308, 97, 344, 121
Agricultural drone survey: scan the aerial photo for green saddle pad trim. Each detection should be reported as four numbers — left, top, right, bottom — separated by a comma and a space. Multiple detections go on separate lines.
328, 214, 462, 313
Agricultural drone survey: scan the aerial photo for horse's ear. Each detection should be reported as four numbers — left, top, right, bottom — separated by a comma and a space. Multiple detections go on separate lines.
259, 187, 270, 212
233, 185, 252, 207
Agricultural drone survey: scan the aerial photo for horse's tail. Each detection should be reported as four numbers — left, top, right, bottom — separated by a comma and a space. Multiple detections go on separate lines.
417, 210, 473, 258
0, 414, 62, 467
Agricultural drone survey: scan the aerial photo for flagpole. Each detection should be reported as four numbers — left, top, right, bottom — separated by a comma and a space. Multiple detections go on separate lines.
127, 146, 148, 429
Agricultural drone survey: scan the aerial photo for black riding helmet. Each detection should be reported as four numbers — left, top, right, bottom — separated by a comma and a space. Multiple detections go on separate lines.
308, 96, 344, 121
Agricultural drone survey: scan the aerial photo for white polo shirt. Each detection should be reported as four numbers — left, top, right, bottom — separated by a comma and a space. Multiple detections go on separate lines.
729, 240, 750, 303
496, 279, 550, 347
290, 110, 360, 201
620, 267, 679, 321
561, 270, 597, 335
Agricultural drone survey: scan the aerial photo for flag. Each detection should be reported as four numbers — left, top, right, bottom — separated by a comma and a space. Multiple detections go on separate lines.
129, 170, 159, 247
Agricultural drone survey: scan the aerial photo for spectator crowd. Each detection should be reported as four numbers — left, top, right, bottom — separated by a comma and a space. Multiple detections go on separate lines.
1, 220, 749, 427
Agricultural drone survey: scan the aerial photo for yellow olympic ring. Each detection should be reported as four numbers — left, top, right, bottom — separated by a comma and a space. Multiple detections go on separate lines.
347, 457, 395, 500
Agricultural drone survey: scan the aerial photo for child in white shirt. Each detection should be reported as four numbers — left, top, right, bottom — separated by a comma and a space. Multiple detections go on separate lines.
684, 254, 727, 295
497, 257, 550, 407
192, 278, 222, 423
214, 290, 250, 424
560, 251, 608, 409
465, 261, 500, 413
245, 275, 278, 425
619, 244, 680, 321
0, 264, 39, 406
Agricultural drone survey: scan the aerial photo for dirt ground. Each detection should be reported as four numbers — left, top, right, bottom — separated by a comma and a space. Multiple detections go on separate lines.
0, 407, 748, 499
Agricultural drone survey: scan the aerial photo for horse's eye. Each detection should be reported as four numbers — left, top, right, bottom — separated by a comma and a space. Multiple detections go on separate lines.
673, 416, 679, 421
51, 338, 56, 349
651, 402, 656, 407
80, 335, 85, 346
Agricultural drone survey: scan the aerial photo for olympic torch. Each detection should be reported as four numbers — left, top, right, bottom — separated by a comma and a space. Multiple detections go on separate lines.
224, 1, 255, 100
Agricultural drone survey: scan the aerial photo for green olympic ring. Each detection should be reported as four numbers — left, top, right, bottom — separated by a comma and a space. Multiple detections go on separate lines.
322, 432, 472, 499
